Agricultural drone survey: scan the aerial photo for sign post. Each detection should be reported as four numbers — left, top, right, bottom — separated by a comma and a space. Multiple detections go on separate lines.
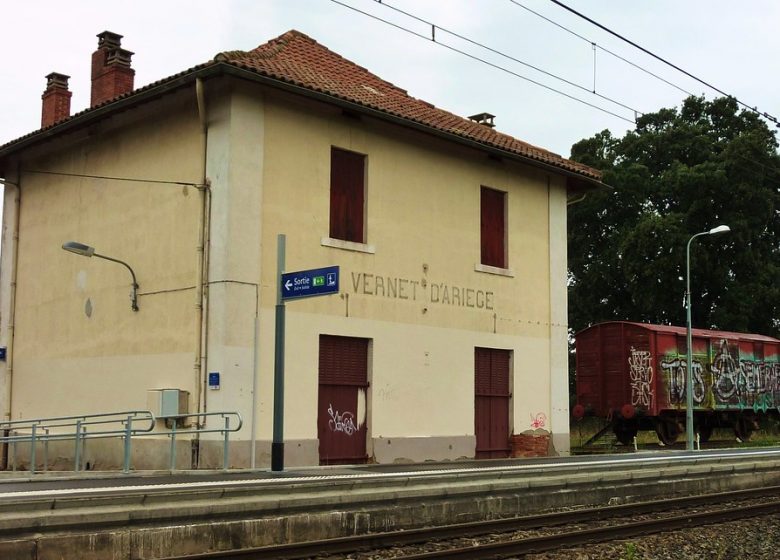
271, 235, 286, 472
271, 235, 340, 472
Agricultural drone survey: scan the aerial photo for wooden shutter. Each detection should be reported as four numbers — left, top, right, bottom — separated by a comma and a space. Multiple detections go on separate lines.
318, 335, 369, 465
330, 148, 365, 243
480, 186, 506, 268
474, 347, 511, 459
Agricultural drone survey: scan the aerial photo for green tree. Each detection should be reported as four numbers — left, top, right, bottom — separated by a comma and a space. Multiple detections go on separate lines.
568, 96, 780, 338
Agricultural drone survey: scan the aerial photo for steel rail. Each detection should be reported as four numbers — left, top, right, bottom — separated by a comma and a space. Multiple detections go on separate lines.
394, 499, 780, 559
159, 485, 780, 559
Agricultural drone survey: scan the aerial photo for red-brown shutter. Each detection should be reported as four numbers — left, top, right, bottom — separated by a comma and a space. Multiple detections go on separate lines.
318, 335, 369, 465
480, 186, 506, 268
474, 347, 511, 459
330, 148, 365, 243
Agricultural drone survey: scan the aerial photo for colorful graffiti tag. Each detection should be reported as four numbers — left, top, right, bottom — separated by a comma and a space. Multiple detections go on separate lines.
628, 347, 654, 407
659, 339, 780, 411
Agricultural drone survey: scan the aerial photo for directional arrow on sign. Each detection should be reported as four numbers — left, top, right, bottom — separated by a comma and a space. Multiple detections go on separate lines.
281, 266, 339, 301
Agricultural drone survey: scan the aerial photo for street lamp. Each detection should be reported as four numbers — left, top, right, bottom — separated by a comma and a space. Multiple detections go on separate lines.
685, 225, 730, 450
61, 241, 139, 312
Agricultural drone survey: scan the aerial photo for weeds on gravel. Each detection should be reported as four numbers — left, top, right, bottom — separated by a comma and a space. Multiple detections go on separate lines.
623, 541, 638, 559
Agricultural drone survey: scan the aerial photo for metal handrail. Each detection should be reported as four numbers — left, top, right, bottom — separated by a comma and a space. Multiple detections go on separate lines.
0, 410, 243, 473
138, 411, 243, 471
1, 410, 156, 473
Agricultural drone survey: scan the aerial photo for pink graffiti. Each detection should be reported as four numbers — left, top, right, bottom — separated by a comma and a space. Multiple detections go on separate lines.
530, 412, 547, 429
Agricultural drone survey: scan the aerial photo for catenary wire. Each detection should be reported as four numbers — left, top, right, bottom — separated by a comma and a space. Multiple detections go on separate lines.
331, 0, 636, 123
373, 0, 641, 115
548, 0, 780, 127
508, 0, 695, 98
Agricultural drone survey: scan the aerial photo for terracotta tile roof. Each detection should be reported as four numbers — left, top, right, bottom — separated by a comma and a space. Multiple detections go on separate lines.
216, 30, 601, 181
1, 30, 601, 182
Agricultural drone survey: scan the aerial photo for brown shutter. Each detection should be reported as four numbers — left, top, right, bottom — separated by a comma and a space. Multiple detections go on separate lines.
474, 347, 511, 459
330, 148, 365, 243
480, 186, 506, 268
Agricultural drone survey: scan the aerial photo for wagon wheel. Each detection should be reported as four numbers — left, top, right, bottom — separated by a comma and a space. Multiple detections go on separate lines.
734, 416, 755, 442
655, 419, 680, 446
613, 422, 638, 446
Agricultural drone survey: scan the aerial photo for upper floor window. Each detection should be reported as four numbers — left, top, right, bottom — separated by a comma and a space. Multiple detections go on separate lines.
330, 147, 366, 243
480, 186, 507, 269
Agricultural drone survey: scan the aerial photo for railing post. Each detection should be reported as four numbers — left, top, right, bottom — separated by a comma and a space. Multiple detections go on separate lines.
11, 431, 17, 471
74, 420, 82, 472
29, 424, 37, 474
223, 415, 230, 472
169, 420, 177, 471
123, 414, 132, 474
43, 428, 49, 472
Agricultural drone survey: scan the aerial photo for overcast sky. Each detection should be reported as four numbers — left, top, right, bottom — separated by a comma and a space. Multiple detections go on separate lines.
2, 0, 779, 160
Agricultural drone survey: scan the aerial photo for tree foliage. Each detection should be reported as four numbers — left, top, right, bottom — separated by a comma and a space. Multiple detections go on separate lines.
568, 96, 780, 338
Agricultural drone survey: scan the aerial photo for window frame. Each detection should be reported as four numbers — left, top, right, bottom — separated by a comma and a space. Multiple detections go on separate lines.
329, 147, 367, 245
479, 185, 509, 271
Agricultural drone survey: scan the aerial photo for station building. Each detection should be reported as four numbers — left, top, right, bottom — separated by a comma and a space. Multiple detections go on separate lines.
0, 30, 602, 468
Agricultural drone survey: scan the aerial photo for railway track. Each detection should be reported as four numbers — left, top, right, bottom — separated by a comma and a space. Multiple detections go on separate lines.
162, 485, 780, 559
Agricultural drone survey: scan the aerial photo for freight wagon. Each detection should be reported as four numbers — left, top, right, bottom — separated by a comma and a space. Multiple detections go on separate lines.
572, 321, 780, 445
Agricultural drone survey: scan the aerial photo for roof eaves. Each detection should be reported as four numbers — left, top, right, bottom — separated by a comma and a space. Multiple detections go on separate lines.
0, 62, 222, 161
218, 63, 604, 187
2, 58, 603, 187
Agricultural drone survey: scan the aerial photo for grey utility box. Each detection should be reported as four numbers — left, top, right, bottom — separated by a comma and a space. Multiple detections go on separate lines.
147, 388, 189, 418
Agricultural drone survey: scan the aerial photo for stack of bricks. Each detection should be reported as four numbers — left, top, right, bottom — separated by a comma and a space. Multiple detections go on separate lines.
509, 433, 550, 457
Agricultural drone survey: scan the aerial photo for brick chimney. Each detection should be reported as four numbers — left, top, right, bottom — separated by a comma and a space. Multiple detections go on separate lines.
91, 31, 135, 107
41, 72, 72, 127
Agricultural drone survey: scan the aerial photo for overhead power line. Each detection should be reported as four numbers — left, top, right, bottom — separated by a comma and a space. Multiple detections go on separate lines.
330, 0, 638, 123
548, 0, 780, 128
508, 0, 695, 98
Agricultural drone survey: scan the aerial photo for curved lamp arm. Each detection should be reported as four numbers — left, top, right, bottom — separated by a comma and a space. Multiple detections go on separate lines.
61, 241, 139, 312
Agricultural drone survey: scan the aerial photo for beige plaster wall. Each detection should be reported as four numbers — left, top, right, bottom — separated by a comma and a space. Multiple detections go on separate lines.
2, 78, 571, 467
208, 88, 571, 463
6, 89, 203, 421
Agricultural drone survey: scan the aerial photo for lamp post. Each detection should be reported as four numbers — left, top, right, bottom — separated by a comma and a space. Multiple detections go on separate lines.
61, 241, 139, 311
685, 225, 730, 450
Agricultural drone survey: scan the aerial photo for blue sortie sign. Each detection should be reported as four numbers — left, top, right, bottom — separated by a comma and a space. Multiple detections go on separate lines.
281, 266, 339, 301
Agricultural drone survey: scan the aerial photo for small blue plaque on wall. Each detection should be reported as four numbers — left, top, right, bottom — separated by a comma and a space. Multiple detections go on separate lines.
208, 372, 220, 390
0, 347, 6, 361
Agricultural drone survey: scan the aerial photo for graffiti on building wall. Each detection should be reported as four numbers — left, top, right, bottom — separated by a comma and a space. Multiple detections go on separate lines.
327, 404, 357, 436
628, 347, 654, 407
659, 339, 780, 410
530, 412, 547, 429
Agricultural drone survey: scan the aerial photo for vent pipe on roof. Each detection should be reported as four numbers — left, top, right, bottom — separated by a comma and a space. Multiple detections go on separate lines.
91, 31, 135, 107
41, 72, 72, 128
468, 112, 496, 128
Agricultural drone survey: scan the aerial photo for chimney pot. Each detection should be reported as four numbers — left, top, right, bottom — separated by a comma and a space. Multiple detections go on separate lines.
97, 31, 124, 50
91, 30, 135, 107
41, 72, 72, 127
468, 112, 496, 128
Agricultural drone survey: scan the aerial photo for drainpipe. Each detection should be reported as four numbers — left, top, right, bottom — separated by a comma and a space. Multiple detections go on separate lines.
0, 173, 20, 469
193, 77, 211, 466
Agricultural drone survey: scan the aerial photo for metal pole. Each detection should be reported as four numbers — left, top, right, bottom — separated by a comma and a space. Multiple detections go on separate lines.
44, 428, 49, 472
271, 234, 286, 471
250, 285, 259, 469
74, 420, 82, 471
169, 421, 177, 471
29, 424, 36, 474
685, 233, 695, 452
123, 414, 132, 473
223, 415, 230, 472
